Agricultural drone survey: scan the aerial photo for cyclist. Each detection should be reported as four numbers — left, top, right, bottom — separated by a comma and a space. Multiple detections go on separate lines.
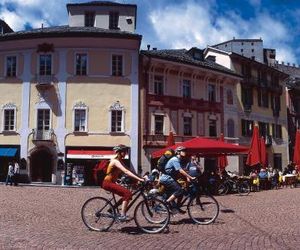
102, 144, 144, 221
159, 146, 195, 213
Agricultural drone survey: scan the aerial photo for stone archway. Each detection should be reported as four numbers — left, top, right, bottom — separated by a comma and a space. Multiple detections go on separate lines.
30, 148, 53, 182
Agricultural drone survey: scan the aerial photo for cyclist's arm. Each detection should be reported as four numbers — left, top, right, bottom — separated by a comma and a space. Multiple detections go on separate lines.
112, 159, 144, 182
178, 168, 195, 181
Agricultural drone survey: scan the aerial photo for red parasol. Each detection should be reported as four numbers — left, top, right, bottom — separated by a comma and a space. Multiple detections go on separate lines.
246, 125, 261, 167
260, 136, 267, 168
217, 133, 228, 171
151, 136, 248, 158
293, 129, 300, 167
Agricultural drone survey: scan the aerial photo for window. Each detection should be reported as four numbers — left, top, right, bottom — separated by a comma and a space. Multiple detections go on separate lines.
258, 90, 269, 108
241, 87, 253, 106
6, 56, 17, 77
111, 110, 123, 132
227, 89, 233, 105
154, 115, 164, 135
183, 116, 192, 136
109, 12, 119, 29
154, 75, 164, 95
273, 154, 282, 170
37, 109, 50, 131
3, 109, 15, 131
272, 95, 281, 111
258, 122, 269, 137
110, 101, 124, 133
74, 109, 87, 132
252, 49, 254, 53
272, 124, 282, 139
76, 53, 87, 76
208, 84, 216, 102
241, 49, 243, 52
209, 119, 217, 137
39, 54, 52, 75
112, 54, 123, 76
85, 12, 95, 27
227, 119, 235, 137
241, 119, 253, 137
182, 80, 191, 98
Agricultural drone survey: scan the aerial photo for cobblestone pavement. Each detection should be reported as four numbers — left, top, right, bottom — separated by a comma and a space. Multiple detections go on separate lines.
0, 184, 299, 250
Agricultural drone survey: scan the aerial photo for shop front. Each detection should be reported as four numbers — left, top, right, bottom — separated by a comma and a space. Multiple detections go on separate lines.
65, 147, 129, 186
0, 145, 20, 182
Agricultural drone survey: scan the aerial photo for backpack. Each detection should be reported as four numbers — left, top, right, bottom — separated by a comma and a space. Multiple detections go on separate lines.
157, 150, 174, 173
93, 160, 110, 187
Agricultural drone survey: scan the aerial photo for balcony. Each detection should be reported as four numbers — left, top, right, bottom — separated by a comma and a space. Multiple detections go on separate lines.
32, 129, 54, 141
34, 74, 55, 88
243, 103, 252, 114
147, 94, 222, 113
273, 109, 280, 117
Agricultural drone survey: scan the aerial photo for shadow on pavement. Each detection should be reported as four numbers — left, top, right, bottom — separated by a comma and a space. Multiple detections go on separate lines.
119, 226, 170, 235
220, 208, 235, 213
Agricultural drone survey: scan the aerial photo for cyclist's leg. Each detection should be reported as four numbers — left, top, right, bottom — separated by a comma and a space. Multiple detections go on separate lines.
102, 181, 132, 217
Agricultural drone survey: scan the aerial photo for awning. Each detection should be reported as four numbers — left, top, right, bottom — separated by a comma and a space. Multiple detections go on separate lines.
0, 148, 17, 157
67, 150, 129, 159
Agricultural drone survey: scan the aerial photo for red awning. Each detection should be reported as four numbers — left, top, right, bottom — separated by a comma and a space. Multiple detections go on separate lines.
67, 150, 128, 159
151, 137, 248, 158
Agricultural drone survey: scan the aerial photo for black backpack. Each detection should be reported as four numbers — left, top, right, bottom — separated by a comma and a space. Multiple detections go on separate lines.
157, 151, 174, 173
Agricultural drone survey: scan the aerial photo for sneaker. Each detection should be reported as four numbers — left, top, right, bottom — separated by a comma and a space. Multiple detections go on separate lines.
117, 215, 130, 222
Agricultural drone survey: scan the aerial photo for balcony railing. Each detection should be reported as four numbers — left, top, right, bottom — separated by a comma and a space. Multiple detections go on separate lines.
33, 129, 54, 141
147, 95, 222, 112
34, 74, 55, 87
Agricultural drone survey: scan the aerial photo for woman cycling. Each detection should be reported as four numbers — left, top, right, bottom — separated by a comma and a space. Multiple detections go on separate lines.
102, 144, 144, 221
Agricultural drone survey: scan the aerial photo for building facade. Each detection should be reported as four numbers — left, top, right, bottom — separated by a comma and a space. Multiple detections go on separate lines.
205, 47, 289, 172
140, 48, 241, 172
0, 1, 141, 184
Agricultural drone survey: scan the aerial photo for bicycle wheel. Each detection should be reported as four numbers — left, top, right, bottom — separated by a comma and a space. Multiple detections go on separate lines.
134, 197, 170, 234
237, 181, 250, 196
217, 183, 228, 195
81, 197, 115, 232
188, 194, 219, 225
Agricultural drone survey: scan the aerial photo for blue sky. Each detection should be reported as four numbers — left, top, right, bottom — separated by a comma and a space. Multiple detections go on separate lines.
0, 0, 299, 64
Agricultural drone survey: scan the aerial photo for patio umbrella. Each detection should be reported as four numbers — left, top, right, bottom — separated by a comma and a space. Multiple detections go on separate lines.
260, 136, 267, 168
246, 125, 261, 167
217, 133, 228, 171
151, 136, 248, 158
166, 131, 175, 147
293, 129, 300, 167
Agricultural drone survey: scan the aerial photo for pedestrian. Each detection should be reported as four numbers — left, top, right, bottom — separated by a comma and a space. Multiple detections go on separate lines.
14, 160, 20, 186
5, 162, 14, 186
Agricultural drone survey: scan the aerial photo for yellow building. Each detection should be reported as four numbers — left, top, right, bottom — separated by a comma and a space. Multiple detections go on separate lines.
205, 47, 289, 172
0, 2, 141, 184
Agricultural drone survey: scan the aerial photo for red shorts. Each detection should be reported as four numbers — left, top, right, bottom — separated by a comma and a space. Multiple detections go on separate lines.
102, 180, 132, 202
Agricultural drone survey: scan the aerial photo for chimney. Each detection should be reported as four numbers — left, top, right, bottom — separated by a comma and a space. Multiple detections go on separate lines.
153, 48, 157, 51
147, 44, 150, 50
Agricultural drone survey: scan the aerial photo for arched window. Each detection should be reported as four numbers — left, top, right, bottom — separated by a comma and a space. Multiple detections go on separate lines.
227, 119, 235, 138
227, 89, 233, 105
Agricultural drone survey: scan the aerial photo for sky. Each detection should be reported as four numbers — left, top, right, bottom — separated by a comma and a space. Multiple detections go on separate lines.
0, 0, 299, 65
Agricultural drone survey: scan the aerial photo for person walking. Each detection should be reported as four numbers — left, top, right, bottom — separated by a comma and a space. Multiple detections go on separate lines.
5, 162, 14, 186
14, 161, 20, 186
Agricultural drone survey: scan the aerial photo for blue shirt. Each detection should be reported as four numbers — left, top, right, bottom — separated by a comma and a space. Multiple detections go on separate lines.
160, 156, 182, 185
186, 161, 201, 177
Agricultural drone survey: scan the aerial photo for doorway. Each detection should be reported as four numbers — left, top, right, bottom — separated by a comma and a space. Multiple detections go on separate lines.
31, 149, 52, 182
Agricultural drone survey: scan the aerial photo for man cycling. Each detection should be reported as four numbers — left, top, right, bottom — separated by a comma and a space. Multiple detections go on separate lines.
159, 146, 195, 213
102, 144, 144, 221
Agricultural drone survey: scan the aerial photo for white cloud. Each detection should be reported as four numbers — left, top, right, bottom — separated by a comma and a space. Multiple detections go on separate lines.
148, 1, 298, 64
0, 0, 69, 30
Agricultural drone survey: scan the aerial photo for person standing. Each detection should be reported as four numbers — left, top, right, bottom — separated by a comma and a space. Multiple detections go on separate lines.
14, 161, 20, 186
5, 162, 14, 186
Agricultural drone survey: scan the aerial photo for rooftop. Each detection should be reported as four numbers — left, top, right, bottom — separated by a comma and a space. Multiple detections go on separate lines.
66, 1, 136, 8
141, 48, 241, 78
0, 25, 141, 41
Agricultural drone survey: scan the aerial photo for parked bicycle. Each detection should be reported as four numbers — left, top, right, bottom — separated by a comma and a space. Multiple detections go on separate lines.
81, 181, 170, 234
217, 177, 250, 196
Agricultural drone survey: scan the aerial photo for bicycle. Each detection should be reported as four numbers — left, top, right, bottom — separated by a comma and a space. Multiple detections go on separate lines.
154, 178, 220, 225
217, 177, 250, 196
81, 181, 170, 234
